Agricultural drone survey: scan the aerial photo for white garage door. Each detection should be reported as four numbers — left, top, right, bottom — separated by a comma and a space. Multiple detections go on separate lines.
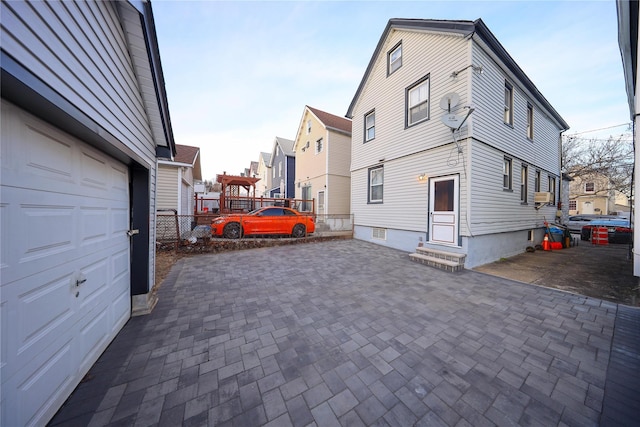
1, 102, 131, 426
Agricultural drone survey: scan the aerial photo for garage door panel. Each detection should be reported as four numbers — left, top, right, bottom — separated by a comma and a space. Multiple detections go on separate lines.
1, 102, 132, 426
17, 274, 74, 358
78, 258, 109, 310
80, 207, 110, 244
80, 150, 110, 192
22, 203, 75, 261
111, 207, 129, 237
24, 124, 75, 186
14, 338, 75, 427
113, 248, 130, 282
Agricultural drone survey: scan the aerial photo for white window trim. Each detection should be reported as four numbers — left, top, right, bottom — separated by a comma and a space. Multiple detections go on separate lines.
388, 41, 402, 75
407, 76, 430, 127
504, 82, 513, 126
503, 157, 512, 190
526, 103, 534, 139
369, 166, 384, 203
365, 110, 375, 142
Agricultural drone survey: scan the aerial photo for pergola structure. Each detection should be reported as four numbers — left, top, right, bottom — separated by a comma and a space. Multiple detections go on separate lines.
216, 173, 261, 213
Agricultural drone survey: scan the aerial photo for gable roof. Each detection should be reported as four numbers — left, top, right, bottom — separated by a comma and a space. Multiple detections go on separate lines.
160, 144, 202, 180
346, 18, 568, 130
307, 106, 352, 135
270, 136, 295, 165
174, 144, 200, 165
259, 152, 272, 166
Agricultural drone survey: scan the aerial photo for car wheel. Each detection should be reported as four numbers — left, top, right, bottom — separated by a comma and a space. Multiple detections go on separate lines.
292, 224, 306, 238
223, 222, 242, 239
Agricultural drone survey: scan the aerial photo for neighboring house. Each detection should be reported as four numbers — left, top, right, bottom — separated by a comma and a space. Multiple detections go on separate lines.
567, 172, 615, 216
249, 160, 259, 178
617, 0, 639, 277
268, 136, 296, 198
157, 144, 202, 215
256, 151, 272, 197
293, 105, 352, 214
346, 18, 568, 268
0, 1, 175, 425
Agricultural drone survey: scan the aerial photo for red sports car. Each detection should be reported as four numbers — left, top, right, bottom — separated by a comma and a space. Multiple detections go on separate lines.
211, 206, 315, 239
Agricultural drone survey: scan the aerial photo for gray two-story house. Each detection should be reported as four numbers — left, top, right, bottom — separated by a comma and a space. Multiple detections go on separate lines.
347, 18, 569, 268
268, 136, 296, 199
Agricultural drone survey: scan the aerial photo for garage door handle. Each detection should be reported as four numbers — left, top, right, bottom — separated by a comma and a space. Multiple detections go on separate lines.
76, 278, 87, 286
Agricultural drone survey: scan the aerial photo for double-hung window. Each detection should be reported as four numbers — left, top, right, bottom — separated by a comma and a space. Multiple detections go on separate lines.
368, 166, 384, 203
548, 176, 556, 204
365, 110, 375, 142
521, 164, 528, 203
315, 138, 323, 154
503, 157, 512, 190
585, 182, 595, 193
504, 82, 513, 126
535, 170, 541, 192
526, 103, 534, 139
388, 41, 402, 75
407, 76, 430, 127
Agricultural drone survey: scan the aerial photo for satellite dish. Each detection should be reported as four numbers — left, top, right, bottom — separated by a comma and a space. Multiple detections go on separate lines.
440, 113, 465, 129
439, 92, 460, 112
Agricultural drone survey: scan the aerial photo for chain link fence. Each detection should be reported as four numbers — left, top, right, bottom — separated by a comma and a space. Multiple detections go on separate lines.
156, 212, 353, 249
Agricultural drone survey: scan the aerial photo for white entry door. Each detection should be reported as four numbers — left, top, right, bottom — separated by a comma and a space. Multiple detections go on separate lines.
1, 102, 131, 426
429, 175, 459, 245
582, 201, 594, 215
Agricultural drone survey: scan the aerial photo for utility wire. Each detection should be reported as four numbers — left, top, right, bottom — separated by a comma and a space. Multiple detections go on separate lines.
566, 122, 631, 136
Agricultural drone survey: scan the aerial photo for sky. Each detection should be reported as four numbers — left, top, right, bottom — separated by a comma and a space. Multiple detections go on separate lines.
152, 0, 631, 181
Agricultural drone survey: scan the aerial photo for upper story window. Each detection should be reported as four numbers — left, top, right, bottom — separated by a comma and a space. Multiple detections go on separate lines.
585, 182, 595, 192
365, 110, 375, 142
504, 82, 513, 126
278, 163, 282, 176
368, 166, 384, 203
388, 41, 402, 75
315, 138, 323, 154
521, 164, 528, 203
535, 170, 541, 192
503, 157, 512, 190
306, 120, 312, 134
407, 76, 430, 127
526, 103, 534, 139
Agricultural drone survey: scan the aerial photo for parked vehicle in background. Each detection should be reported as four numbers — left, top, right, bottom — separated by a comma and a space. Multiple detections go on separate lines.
211, 206, 315, 238
565, 214, 619, 233
580, 219, 632, 243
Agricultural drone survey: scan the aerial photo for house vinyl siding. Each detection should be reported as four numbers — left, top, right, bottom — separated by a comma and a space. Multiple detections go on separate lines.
470, 45, 561, 173
351, 30, 470, 172
469, 140, 557, 235
157, 167, 179, 211
352, 142, 469, 234
327, 131, 351, 176
326, 174, 351, 215
1, 1, 156, 167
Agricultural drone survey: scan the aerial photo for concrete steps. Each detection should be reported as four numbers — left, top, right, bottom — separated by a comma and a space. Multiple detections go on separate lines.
409, 247, 466, 272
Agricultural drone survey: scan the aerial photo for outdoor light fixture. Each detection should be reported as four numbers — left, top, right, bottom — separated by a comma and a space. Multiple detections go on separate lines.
418, 173, 427, 181
450, 64, 483, 78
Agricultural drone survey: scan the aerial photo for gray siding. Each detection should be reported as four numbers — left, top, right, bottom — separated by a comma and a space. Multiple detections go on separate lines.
470, 43, 561, 173
157, 167, 179, 210
1, 1, 156, 168
469, 141, 557, 235
351, 30, 471, 172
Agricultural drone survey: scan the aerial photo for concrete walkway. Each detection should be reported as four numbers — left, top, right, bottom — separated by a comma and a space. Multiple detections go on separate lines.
49, 240, 638, 426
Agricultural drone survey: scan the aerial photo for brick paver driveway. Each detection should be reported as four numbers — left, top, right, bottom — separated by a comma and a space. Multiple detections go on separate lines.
50, 240, 627, 426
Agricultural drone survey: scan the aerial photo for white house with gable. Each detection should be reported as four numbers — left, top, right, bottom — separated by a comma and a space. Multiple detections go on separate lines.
347, 18, 569, 268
